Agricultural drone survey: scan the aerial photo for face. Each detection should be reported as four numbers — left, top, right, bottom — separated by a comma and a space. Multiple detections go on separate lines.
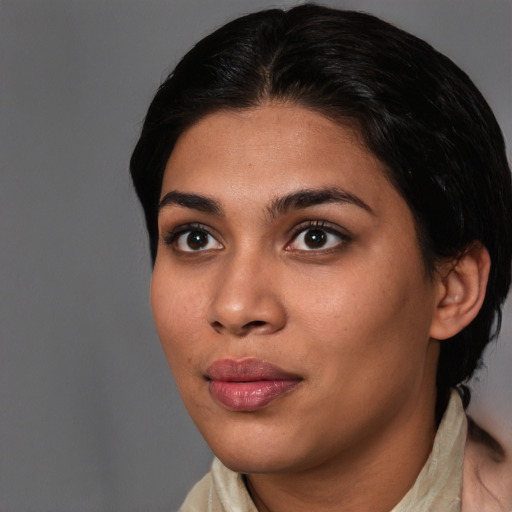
151, 105, 443, 475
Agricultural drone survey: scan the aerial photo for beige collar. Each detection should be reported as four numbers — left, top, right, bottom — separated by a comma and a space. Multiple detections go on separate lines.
391, 389, 466, 511
180, 390, 466, 511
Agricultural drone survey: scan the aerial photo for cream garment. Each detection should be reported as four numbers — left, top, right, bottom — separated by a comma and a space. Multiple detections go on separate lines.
179, 390, 466, 512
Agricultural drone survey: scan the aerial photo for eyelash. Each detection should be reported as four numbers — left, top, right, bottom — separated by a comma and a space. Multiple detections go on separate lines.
286, 220, 351, 252
163, 223, 222, 252
162, 220, 351, 253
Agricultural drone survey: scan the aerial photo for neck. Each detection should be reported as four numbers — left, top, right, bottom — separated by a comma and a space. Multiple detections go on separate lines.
245, 387, 438, 512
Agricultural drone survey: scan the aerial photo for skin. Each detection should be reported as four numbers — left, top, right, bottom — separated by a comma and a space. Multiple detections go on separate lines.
151, 104, 449, 511
463, 443, 512, 512
466, 299, 512, 511
463, 420, 512, 511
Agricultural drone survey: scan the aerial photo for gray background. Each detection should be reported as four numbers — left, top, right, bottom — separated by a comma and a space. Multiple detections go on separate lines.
1, 1, 510, 511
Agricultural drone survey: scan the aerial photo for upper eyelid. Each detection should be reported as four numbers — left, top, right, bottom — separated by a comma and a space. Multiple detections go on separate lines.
160, 219, 351, 247
161, 222, 219, 243
163, 225, 225, 254
286, 221, 352, 251
288, 220, 350, 239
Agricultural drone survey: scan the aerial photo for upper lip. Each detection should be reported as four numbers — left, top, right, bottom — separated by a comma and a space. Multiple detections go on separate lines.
205, 358, 301, 382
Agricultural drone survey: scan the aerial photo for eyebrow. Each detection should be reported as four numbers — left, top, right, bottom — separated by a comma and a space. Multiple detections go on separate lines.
268, 187, 374, 219
158, 191, 224, 216
158, 186, 374, 218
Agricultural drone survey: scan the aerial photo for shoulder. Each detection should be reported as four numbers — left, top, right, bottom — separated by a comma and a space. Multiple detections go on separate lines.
462, 417, 512, 512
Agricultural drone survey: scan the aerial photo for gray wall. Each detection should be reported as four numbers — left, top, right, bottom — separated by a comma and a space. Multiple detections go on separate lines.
1, 1, 510, 511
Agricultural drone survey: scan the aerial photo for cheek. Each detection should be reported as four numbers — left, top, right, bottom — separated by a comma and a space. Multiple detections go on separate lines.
287, 252, 435, 372
287, 259, 402, 331
150, 266, 208, 371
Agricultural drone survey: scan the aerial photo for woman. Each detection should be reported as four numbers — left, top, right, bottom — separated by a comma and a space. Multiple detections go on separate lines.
130, 5, 512, 511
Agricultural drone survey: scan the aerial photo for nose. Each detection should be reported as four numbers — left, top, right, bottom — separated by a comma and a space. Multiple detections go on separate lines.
207, 252, 287, 337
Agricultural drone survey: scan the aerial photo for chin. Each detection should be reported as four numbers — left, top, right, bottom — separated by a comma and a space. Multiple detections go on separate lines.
214, 447, 297, 475
197, 418, 306, 475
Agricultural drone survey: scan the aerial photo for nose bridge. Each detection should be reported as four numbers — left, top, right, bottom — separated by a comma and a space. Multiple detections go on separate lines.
207, 246, 286, 335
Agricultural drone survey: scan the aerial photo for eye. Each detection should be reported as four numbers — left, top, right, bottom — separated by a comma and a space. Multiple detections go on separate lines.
287, 223, 349, 252
166, 225, 223, 252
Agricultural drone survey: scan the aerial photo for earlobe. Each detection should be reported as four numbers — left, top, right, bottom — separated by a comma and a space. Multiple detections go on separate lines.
429, 243, 491, 340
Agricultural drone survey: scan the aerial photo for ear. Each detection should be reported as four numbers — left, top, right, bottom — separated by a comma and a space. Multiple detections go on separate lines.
429, 243, 491, 341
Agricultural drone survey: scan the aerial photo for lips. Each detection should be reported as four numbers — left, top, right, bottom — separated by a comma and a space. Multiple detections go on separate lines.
205, 358, 302, 412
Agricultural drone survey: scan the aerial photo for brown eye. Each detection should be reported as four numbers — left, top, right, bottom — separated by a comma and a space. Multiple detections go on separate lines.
287, 224, 350, 252
170, 226, 223, 252
304, 229, 327, 248
187, 230, 209, 250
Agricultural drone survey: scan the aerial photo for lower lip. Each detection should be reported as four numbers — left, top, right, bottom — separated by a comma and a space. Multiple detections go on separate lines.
208, 379, 300, 411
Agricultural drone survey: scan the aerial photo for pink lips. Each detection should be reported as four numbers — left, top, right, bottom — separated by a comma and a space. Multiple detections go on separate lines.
205, 358, 301, 412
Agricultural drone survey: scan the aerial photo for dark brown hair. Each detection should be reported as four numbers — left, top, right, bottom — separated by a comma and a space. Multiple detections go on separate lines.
130, 4, 512, 404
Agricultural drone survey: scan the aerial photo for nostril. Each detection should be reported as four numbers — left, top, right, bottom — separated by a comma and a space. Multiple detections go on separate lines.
242, 320, 267, 332
211, 321, 224, 331
246, 320, 266, 328
210, 319, 269, 335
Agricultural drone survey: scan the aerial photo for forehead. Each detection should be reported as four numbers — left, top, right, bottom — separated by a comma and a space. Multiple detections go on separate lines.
161, 104, 400, 214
